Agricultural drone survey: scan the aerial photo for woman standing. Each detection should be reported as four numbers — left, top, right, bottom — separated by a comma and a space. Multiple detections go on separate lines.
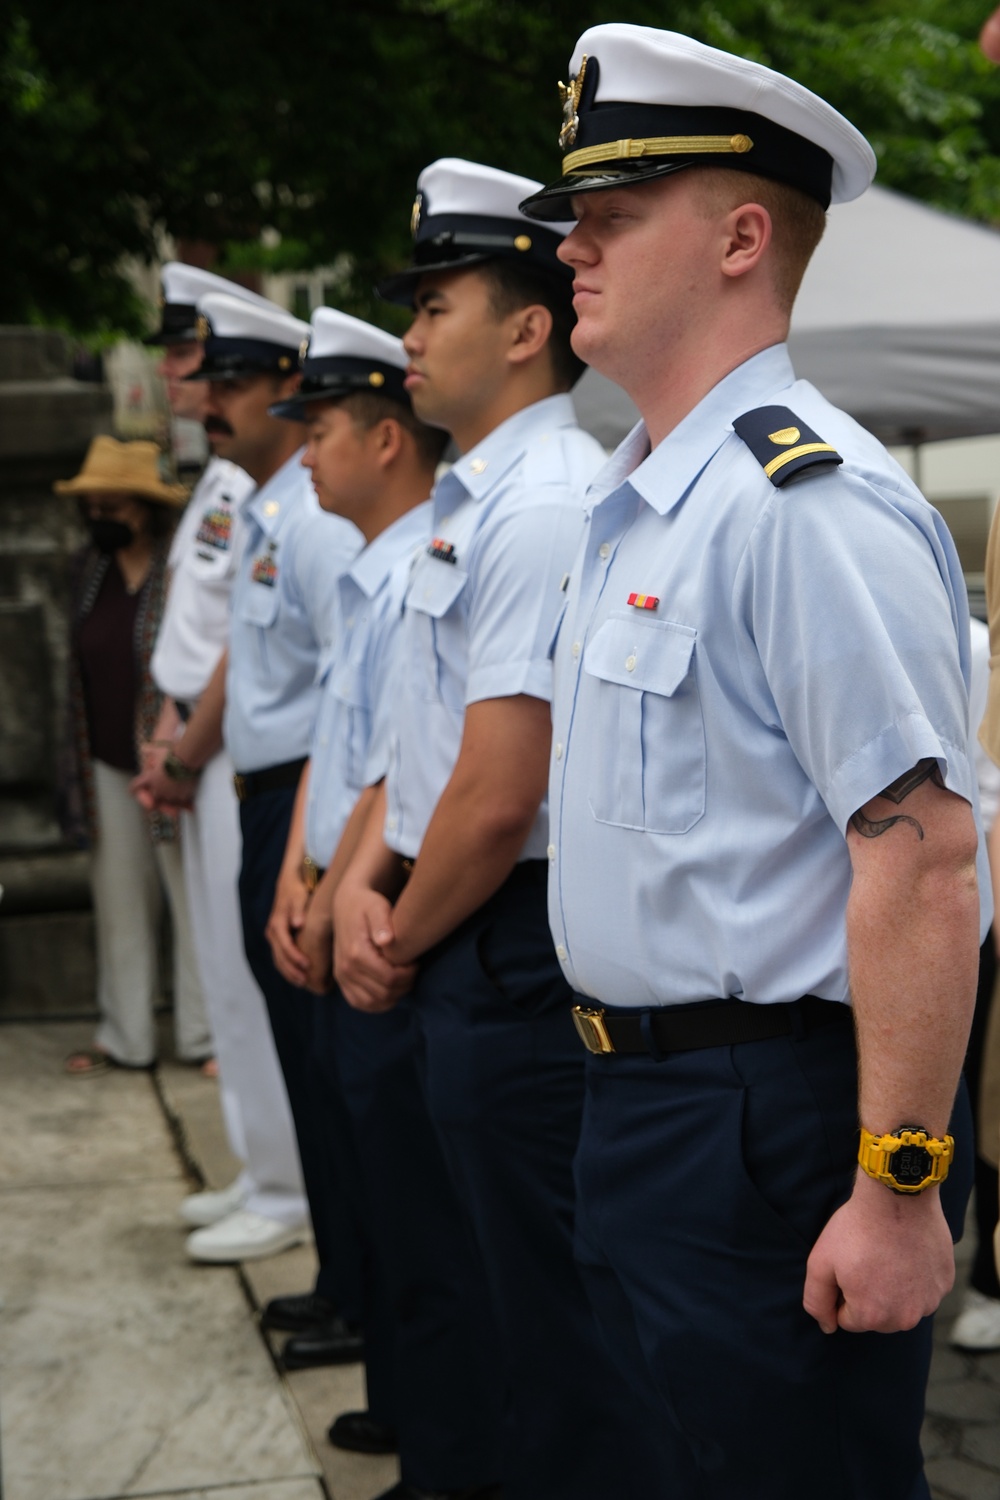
55, 435, 210, 1074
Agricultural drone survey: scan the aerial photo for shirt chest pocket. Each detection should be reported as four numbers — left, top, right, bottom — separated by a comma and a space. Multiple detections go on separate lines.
328, 659, 371, 789
239, 570, 280, 629
406, 555, 469, 708
582, 615, 705, 834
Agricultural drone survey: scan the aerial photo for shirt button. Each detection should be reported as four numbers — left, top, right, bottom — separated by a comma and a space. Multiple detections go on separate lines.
387, 816, 398, 831
598, 542, 611, 560
554, 742, 563, 760
571, 641, 581, 658
547, 843, 556, 861
556, 944, 568, 962
625, 654, 637, 671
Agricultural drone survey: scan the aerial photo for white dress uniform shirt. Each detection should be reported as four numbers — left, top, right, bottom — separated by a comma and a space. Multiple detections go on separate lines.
225, 452, 362, 774
383, 394, 604, 859
305, 503, 431, 866
151, 457, 253, 701
548, 344, 990, 1009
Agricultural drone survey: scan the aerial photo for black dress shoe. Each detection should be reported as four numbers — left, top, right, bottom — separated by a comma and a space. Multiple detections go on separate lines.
261, 1291, 338, 1332
327, 1409, 398, 1454
373, 1484, 502, 1500
280, 1315, 365, 1369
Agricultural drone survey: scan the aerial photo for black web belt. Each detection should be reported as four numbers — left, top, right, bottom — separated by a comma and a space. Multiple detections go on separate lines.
233, 757, 308, 803
571, 994, 851, 1056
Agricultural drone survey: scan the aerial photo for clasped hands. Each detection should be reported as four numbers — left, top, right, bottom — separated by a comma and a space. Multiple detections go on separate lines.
264, 874, 415, 1006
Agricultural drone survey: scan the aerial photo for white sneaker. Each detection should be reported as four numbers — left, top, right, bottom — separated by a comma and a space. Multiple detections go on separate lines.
949, 1287, 1000, 1350
178, 1178, 246, 1228
185, 1209, 311, 1264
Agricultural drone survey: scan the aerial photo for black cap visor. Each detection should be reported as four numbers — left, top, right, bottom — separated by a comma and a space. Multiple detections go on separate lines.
142, 301, 200, 346
520, 103, 833, 221
185, 338, 301, 382
377, 213, 571, 306
269, 358, 410, 420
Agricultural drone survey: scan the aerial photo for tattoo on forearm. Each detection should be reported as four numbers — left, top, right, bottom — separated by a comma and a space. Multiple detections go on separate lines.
849, 759, 944, 841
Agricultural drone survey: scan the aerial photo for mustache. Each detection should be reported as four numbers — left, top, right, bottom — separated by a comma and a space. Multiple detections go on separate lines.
203, 416, 234, 437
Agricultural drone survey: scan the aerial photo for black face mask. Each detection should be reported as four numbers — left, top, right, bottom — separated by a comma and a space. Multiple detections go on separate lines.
86, 517, 135, 553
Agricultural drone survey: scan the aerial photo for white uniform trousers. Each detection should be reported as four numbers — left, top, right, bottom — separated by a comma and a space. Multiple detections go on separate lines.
90, 759, 210, 1066
181, 746, 307, 1225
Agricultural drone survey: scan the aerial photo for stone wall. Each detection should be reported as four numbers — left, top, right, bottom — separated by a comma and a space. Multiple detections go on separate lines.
0, 327, 111, 1014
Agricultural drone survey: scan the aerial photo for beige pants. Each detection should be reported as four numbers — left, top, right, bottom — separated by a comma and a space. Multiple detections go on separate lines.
90, 759, 209, 1066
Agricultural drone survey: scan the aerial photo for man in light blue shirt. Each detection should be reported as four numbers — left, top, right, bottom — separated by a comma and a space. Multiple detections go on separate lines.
334, 160, 676, 1500
263, 308, 503, 1498
180, 293, 368, 1374
519, 23, 985, 1499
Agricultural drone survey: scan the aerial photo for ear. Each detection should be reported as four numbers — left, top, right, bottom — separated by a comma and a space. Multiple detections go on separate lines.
720, 203, 772, 280
372, 417, 404, 468
276, 370, 302, 397
505, 303, 554, 368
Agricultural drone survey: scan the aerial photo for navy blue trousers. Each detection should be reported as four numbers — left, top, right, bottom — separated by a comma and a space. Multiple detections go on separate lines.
410, 861, 676, 1500
334, 993, 503, 1490
574, 1012, 974, 1500
238, 785, 367, 1324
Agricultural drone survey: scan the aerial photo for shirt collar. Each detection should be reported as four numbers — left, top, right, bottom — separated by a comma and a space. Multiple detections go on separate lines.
246, 450, 310, 534
346, 501, 432, 600
591, 344, 797, 519
437, 393, 581, 515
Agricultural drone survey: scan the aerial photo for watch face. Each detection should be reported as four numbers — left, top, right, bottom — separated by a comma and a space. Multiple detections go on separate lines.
889, 1144, 933, 1188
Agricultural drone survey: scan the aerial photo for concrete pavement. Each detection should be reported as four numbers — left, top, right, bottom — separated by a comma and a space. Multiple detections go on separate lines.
2, 1017, 1000, 1500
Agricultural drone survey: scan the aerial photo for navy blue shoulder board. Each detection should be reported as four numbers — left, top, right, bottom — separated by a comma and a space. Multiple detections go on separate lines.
732, 406, 843, 488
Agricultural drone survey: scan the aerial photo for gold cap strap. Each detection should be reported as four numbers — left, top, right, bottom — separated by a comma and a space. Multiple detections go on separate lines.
562, 133, 753, 176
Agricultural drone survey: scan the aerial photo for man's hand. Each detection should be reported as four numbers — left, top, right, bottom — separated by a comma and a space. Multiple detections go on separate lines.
130, 743, 197, 811
297, 896, 335, 995
333, 881, 416, 1013
265, 868, 311, 986
803, 1172, 955, 1334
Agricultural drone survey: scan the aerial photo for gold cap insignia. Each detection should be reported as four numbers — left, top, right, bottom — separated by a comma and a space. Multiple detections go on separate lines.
278, 355, 292, 370
195, 314, 211, 341
368, 371, 385, 387
730, 134, 753, 154
513, 234, 532, 252
411, 192, 423, 238
558, 55, 588, 152
299, 337, 310, 366
768, 426, 800, 446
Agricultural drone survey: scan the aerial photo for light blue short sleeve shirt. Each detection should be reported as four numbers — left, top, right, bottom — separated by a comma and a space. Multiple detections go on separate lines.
224, 452, 363, 773
548, 345, 989, 1009
383, 394, 605, 860
304, 503, 431, 867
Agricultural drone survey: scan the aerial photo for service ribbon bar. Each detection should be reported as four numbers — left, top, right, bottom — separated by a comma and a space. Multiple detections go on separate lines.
627, 592, 659, 610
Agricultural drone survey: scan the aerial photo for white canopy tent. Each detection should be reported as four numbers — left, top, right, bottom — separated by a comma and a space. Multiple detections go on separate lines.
573, 184, 1000, 449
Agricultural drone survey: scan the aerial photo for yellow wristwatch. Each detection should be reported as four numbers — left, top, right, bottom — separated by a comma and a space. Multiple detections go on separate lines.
858, 1125, 954, 1195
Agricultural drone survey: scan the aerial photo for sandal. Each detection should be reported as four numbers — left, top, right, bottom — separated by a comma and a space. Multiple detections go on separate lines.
64, 1047, 114, 1078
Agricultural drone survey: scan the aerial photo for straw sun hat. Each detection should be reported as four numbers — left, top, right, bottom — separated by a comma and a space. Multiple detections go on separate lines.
53, 435, 187, 507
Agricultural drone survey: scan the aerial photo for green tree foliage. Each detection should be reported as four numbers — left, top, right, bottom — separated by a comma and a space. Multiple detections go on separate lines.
1, 0, 997, 336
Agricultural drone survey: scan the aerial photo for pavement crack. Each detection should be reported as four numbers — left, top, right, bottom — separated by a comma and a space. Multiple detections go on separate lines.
118, 1389, 208, 1491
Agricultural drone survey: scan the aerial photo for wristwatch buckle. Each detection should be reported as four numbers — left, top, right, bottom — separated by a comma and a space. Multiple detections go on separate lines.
572, 1005, 615, 1055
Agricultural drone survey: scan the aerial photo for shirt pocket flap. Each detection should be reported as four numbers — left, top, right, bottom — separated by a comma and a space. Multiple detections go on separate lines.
407, 554, 469, 620
584, 615, 696, 696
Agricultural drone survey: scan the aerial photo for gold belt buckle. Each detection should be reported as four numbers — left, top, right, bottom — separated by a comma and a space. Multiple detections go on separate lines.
301, 856, 321, 894
571, 1005, 615, 1055
233, 773, 248, 802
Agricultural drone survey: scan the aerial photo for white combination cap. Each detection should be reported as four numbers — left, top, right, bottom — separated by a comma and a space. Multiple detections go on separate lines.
378, 157, 576, 306
270, 307, 410, 420
520, 23, 876, 220
146, 263, 277, 344
189, 292, 311, 382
